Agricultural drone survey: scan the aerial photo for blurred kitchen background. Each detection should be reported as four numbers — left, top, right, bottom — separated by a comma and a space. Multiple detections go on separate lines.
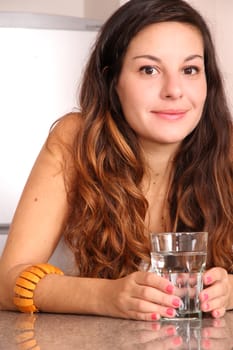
0, 0, 232, 255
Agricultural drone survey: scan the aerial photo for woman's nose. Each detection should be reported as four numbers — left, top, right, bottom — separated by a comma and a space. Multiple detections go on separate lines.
160, 73, 183, 100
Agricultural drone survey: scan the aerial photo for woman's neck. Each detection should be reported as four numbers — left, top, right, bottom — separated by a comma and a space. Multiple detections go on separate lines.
140, 139, 179, 185
139, 140, 179, 233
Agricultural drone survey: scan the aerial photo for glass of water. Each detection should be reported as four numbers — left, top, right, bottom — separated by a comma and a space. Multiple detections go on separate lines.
150, 231, 208, 319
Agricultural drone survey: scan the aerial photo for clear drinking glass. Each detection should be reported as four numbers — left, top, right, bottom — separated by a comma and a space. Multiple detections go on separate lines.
150, 231, 208, 319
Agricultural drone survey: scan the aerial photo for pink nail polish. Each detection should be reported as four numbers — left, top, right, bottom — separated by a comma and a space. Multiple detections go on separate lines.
205, 276, 212, 284
151, 313, 158, 320
166, 308, 174, 316
166, 285, 174, 293
201, 293, 208, 302
213, 310, 220, 318
172, 298, 180, 307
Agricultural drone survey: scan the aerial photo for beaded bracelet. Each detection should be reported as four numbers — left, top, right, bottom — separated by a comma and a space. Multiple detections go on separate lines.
13, 263, 64, 313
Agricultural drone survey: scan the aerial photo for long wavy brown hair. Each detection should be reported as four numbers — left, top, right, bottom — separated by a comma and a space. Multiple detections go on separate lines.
61, 0, 233, 278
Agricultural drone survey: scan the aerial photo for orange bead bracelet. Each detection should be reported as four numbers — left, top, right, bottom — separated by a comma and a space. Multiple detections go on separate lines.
13, 263, 64, 313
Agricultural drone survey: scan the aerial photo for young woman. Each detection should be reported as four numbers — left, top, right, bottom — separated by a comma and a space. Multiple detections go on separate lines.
0, 0, 232, 321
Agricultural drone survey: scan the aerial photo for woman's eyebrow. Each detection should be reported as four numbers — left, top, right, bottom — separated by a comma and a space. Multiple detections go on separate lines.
133, 54, 161, 62
184, 54, 204, 62
132, 54, 204, 62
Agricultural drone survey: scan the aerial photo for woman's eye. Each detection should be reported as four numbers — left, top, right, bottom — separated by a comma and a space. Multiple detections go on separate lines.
183, 66, 199, 75
140, 66, 159, 75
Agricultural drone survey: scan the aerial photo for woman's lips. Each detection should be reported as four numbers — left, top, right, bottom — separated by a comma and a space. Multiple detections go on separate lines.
151, 110, 187, 120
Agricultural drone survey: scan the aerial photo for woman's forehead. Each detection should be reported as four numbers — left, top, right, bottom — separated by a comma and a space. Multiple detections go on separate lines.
125, 22, 204, 59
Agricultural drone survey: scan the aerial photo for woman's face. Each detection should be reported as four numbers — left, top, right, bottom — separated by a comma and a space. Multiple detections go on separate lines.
116, 21, 207, 148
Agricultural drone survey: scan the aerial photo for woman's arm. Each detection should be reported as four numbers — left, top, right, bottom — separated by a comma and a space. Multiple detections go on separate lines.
0, 113, 182, 319
0, 113, 78, 310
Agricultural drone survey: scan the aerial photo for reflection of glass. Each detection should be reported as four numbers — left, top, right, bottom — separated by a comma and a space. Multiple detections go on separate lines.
161, 318, 202, 350
150, 317, 233, 350
12, 312, 233, 350
151, 232, 208, 319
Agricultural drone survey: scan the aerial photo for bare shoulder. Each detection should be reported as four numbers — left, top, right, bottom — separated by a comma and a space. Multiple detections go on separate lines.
49, 112, 82, 143
46, 112, 82, 160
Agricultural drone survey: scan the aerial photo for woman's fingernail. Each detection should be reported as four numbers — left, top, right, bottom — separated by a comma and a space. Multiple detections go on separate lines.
201, 293, 209, 302
151, 313, 159, 320
203, 303, 210, 311
205, 276, 212, 284
166, 285, 174, 293
166, 308, 175, 316
172, 298, 181, 307
213, 310, 220, 318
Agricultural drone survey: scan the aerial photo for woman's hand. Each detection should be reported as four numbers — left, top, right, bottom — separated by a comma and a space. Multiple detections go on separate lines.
104, 271, 182, 321
199, 267, 231, 318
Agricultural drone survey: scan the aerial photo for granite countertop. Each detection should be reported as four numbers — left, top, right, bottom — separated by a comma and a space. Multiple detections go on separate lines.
1, 310, 233, 349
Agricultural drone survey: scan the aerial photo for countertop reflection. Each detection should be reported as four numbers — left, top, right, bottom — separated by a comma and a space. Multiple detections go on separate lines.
1, 310, 233, 350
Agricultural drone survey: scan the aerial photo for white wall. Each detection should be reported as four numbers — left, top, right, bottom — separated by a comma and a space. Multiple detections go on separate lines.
215, 1, 233, 112
187, 0, 233, 111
